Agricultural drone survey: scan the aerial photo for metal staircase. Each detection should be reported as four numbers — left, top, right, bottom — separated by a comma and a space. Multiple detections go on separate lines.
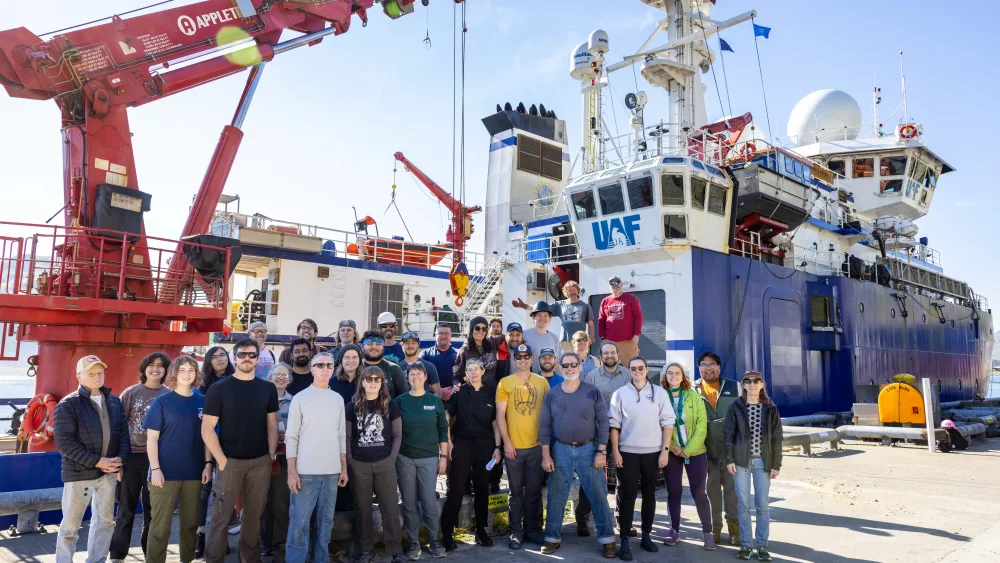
461, 255, 506, 315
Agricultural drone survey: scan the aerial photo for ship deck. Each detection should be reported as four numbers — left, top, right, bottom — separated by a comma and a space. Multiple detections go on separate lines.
2, 438, 998, 562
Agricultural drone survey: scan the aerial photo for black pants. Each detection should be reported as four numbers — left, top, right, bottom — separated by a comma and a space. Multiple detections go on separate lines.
109, 451, 151, 559
442, 437, 493, 536
617, 452, 659, 534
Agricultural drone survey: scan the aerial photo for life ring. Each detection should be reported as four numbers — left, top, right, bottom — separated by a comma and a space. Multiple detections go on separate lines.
739, 142, 757, 161
22, 393, 58, 446
899, 125, 917, 139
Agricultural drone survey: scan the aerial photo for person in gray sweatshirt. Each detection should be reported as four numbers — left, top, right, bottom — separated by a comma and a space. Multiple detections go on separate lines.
608, 356, 676, 560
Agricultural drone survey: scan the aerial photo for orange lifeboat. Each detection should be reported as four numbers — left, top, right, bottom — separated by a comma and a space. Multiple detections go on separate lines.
346, 238, 451, 268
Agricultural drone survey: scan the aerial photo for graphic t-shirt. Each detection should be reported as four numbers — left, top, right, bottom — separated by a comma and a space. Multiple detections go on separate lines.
203, 376, 279, 460
119, 383, 170, 453
552, 300, 594, 342
382, 342, 405, 366
346, 399, 401, 463
143, 392, 206, 481
496, 373, 550, 450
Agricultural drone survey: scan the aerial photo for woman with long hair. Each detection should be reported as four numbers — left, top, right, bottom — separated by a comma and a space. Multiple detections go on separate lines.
195, 346, 234, 556
346, 366, 406, 563
109, 352, 171, 561
609, 357, 674, 560
261, 363, 294, 559
725, 370, 782, 562
660, 362, 713, 550
332, 345, 363, 404
453, 316, 498, 386
144, 355, 211, 563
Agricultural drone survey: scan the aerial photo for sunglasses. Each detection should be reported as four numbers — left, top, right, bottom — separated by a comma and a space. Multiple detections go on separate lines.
363, 377, 383, 383
212, 353, 229, 360
629, 366, 646, 372
379, 323, 396, 329
312, 363, 335, 369
473, 325, 488, 332
610, 281, 621, 286
743, 378, 763, 384
514, 354, 532, 360
235, 352, 258, 359
699, 363, 719, 369
561, 363, 579, 369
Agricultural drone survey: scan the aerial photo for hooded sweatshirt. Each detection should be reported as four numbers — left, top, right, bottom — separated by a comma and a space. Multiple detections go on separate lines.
453, 316, 498, 386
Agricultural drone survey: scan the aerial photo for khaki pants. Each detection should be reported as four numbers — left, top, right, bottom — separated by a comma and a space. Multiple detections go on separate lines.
147, 480, 201, 563
205, 455, 272, 563
613, 340, 639, 364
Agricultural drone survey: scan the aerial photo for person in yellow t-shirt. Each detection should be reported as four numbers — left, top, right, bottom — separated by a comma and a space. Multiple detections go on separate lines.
496, 343, 550, 550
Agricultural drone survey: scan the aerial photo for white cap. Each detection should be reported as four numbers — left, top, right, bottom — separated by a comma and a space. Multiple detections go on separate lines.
76, 355, 108, 373
377, 312, 397, 325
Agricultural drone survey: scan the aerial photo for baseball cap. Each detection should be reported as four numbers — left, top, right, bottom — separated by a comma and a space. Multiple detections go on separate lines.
539, 347, 556, 358
513, 343, 532, 356
338, 319, 357, 329
76, 355, 108, 373
608, 275, 622, 283
505, 322, 523, 333
401, 331, 420, 341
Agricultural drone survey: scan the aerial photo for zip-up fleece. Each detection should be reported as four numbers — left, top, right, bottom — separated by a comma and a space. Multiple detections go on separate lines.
723, 397, 783, 472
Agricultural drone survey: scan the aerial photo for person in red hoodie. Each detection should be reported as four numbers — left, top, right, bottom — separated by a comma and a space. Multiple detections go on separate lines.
598, 276, 644, 363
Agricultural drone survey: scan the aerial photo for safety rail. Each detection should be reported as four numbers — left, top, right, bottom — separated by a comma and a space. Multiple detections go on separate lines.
596, 121, 731, 171
510, 195, 568, 227
212, 213, 487, 275
0, 221, 231, 310
459, 255, 506, 316
511, 229, 581, 267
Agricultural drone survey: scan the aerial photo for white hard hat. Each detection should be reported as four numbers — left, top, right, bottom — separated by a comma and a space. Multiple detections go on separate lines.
377, 312, 397, 325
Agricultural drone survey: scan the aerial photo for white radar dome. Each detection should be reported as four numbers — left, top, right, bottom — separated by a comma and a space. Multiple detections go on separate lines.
569, 42, 594, 80
786, 89, 862, 147
588, 29, 609, 56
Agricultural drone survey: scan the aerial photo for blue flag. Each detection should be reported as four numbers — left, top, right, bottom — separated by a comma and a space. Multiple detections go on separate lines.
753, 23, 771, 38
719, 38, 734, 52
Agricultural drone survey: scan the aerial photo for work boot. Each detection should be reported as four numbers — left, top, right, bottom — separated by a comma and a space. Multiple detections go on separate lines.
540, 541, 560, 554
195, 533, 206, 558
639, 532, 657, 552
727, 518, 741, 546
602, 542, 618, 558
618, 537, 632, 561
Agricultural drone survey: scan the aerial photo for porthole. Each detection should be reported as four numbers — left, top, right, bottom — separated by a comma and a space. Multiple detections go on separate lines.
891, 308, 896, 318
922, 314, 926, 323
859, 302, 865, 313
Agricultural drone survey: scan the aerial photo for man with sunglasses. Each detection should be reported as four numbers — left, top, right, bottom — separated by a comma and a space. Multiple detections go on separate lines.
360, 330, 408, 399
279, 318, 327, 365
598, 276, 643, 363
376, 312, 404, 365
202, 338, 279, 563
693, 351, 741, 546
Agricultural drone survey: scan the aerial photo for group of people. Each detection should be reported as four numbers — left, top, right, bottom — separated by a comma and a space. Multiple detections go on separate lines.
51, 277, 783, 563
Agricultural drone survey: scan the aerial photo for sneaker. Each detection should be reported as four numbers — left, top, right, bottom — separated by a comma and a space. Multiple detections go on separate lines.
663, 528, 679, 546
602, 542, 618, 558
737, 545, 753, 560
756, 546, 772, 561
475, 529, 493, 547
524, 530, 545, 545
618, 537, 632, 561
228, 523, 242, 535
703, 533, 717, 551
441, 537, 458, 552
356, 552, 374, 563
391, 553, 407, 563
508, 534, 522, 550
405, 542, 422, 560
639, 533, 658, 553
428, 541, 446, 558
540, 541, 560, 554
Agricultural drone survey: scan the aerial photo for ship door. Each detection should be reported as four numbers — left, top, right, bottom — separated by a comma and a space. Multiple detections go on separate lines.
763, 292, 814, 413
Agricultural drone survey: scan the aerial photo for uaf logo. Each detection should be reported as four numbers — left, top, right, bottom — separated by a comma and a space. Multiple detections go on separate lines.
593, 214, 641, 250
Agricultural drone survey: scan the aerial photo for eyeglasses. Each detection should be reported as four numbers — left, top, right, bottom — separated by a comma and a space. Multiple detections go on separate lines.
698, 363, 719, 369
312, 363, 335, 369
272, 372, 289, 379
235, 352, 258, 359
743, 378, 763, 385
629, 366, 646, 372
560, 363, 579, 369
473, 325, 488, 332
514, 355, 532, 361
379, 323, 396, 329
250, 329, 267, 335
212, 353, 229, 360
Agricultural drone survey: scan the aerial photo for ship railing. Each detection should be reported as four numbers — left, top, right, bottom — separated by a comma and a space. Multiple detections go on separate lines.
212, 212, 487, 275
0, 221, 231, 310
510, 195, 569, 226
399, 309, 501, 341
595, 122, 729, 171
511, 229, 581, 267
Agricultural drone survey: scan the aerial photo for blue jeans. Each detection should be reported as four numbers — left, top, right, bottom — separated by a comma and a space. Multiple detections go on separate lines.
543, 441, 615, 545
286, 474, 339, 563
734, 457, 770, 547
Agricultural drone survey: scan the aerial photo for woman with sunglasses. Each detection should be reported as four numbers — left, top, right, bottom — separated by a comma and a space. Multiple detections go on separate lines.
609, 357, 674, 560
195, 346, 235, 556
660, 362, 712, 551
441, 358, 501, 550
454, 316, 498, 387
261, 363, 294, 559
394, 363, 449, 559
571, 330, 599, 375
725, 370, 782, 562
346, 366, 406, 563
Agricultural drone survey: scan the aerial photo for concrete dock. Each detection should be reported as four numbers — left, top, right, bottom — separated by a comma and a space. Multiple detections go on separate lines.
2, 438, 999, 562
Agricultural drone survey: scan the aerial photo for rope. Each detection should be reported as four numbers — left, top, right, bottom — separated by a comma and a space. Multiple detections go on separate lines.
717, 39, 734, 118
751, 16, 774, 144
695, 9, 727, 119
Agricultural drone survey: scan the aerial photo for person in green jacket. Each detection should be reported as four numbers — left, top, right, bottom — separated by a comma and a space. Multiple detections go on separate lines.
660, 362, 714, 551
693, 351, 742, 546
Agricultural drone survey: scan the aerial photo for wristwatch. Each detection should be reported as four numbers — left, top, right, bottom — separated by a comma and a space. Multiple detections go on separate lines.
205, 460, 216, 467
438, 454, 448, 459
494, 445, 502, 450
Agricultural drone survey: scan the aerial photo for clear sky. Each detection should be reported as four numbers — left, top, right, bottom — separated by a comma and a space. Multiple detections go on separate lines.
1, 0, 998, 311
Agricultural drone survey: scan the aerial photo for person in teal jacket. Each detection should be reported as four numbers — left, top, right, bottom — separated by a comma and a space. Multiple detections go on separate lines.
660, 362, 714, 551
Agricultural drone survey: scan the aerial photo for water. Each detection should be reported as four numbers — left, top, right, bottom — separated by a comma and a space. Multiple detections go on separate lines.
0, 343, 37, 422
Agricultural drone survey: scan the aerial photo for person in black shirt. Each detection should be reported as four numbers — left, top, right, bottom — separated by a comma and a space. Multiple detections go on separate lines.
440, 358, 502, 550
201, 338, 279, 563
195, 346, 234, 556
359, 330, 408, 398
286, 338, 315, 395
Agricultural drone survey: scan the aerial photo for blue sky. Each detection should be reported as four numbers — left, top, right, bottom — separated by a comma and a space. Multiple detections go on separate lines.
2, 0, 998, 310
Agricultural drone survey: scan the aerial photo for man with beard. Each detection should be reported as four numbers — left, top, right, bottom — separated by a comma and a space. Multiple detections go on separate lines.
577, 342, 634, 538
537, 348, 564, 388
360, 330, 408, 398
492, 323, 524, 378
285, 338, 315, 395
418, 324, 458, 399
377, 312, 404, 365
279, 319, 325, 365
397, 331, 441, 397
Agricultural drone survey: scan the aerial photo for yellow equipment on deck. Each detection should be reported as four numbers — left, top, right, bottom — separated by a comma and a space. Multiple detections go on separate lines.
878, 374, 925, 425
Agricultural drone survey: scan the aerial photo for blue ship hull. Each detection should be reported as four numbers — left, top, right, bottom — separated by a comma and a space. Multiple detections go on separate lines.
691, 247, 994, 417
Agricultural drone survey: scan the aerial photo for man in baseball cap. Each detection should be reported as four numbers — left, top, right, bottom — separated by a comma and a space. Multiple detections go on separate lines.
54, 355, 130, 562
537, 348, 563, 387
399, 331, 441, 396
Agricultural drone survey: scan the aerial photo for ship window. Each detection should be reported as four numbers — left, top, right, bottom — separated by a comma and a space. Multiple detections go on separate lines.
810, 295, 834, 327
919, 190, 929, 206
516, 135, 563, 181
661, 174, 685, 206
571, 190, 598, 220
663, 157, 687, 165
784, 155, 796, 175
925, 169, 938, 189
598, 183, 626, 215
368, 281, 404, 332
707, 183, 728, 215
908, 159, 928, 184
852, 158, 874, 178
662, 214, 687, 239
692, 161, 707, 171
828, 159, 845, 176
880, 180, 903, 193
691, 176, 707, 210
880, 155, 907, 176
626, 177, 655, 210
600, 166, 627, 178
803, 165, 812, 183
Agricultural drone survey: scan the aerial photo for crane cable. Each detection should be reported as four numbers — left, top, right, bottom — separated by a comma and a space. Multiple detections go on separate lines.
385, 161, 415, 242
459, 1, 468, 207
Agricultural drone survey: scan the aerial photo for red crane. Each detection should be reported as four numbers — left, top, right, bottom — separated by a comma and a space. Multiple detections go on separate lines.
393, 151, 480, 262
0, 0, 420, 449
